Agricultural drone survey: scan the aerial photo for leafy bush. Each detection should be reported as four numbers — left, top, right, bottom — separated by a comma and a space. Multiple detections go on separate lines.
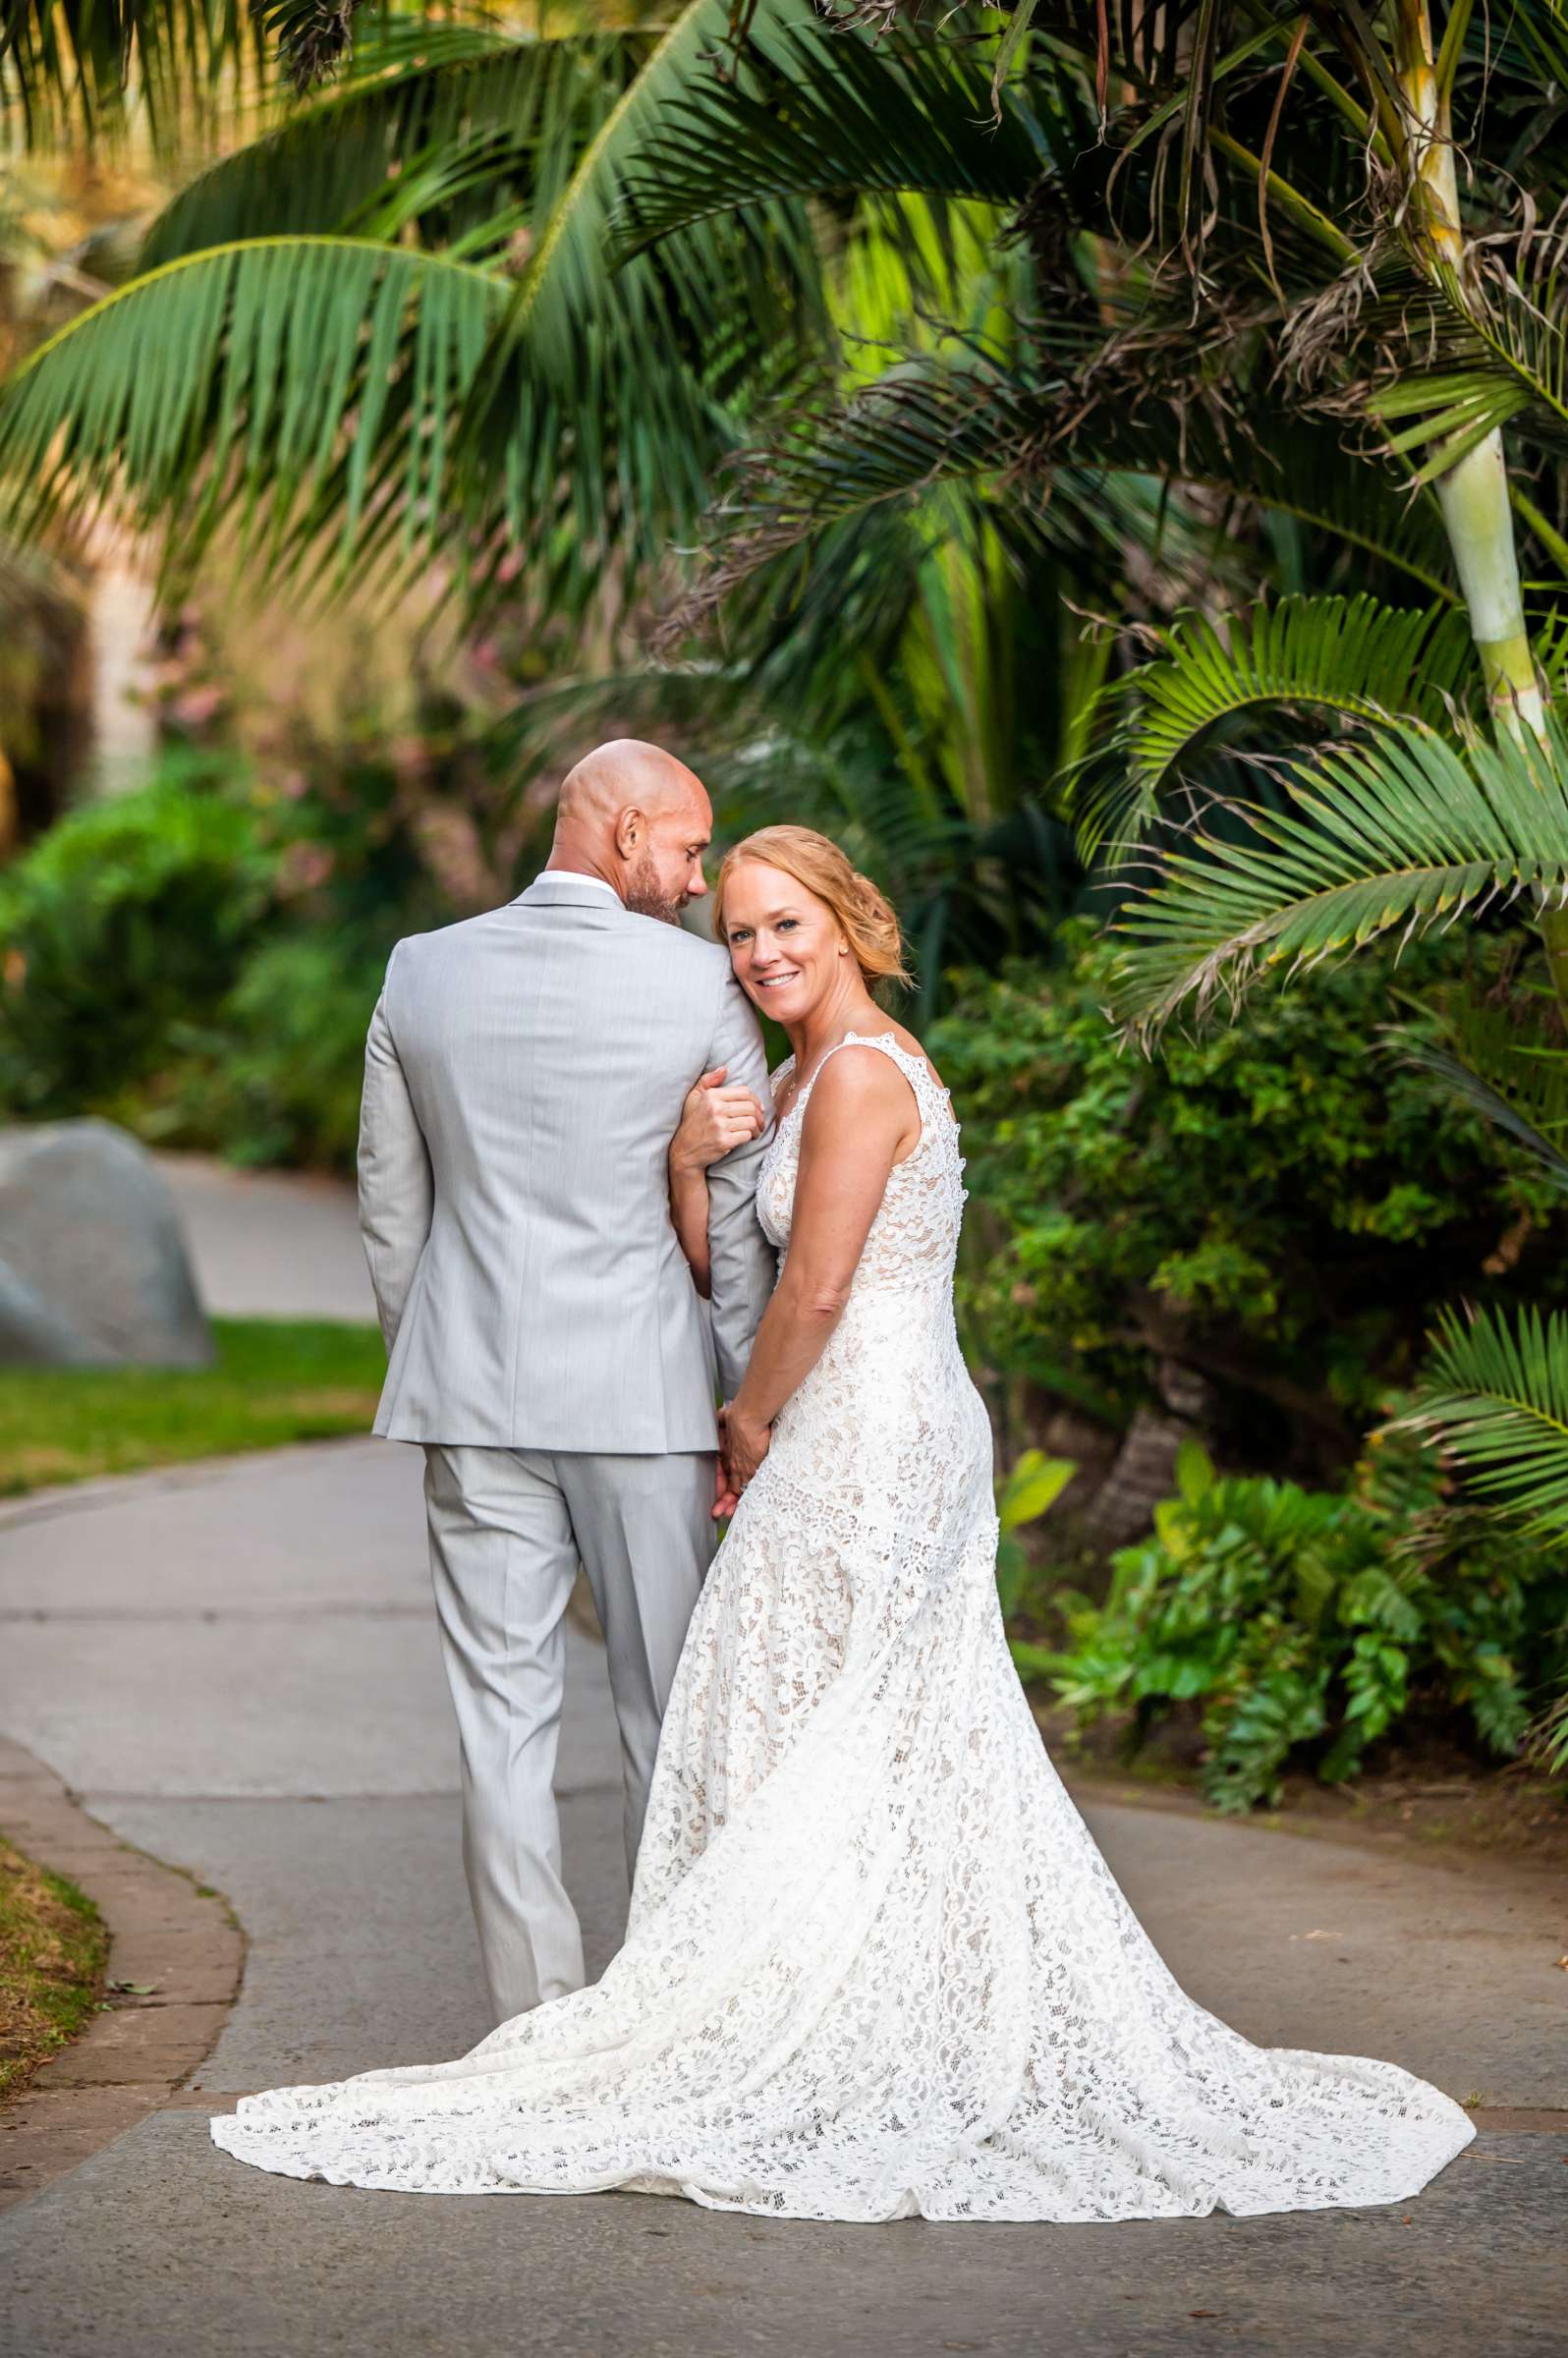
994, 1448, 1077, 1659
152, 930, 392, 1169
0, 761, 274, 1117
0, 752, 448, 1169
930, 922, 1567, 1470
1046, 1436, 1568, 1812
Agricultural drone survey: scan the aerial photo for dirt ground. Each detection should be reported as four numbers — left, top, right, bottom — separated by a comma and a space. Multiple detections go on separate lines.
1035, 1702, 1568, 1876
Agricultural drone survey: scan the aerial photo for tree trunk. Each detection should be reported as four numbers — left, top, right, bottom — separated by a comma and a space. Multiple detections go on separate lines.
1390, 0, 1568, 1006
1393, 0, 1543, 733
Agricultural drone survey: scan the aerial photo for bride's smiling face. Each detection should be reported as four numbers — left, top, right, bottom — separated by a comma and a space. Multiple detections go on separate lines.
721, 862, 849, 1029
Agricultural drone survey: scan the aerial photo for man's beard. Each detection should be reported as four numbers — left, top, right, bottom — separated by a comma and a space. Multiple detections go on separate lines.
623, 857, 685, 927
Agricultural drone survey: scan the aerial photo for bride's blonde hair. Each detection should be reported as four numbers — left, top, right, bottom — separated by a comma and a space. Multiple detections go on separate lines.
712, 827, 910, 996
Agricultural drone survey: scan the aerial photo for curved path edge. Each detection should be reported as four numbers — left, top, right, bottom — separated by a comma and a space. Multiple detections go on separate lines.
0, 1731, 243, 2216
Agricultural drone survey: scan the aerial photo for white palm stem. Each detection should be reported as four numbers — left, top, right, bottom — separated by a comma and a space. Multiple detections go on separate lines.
1392, 0, 1544, 739
1390, 0, 1568, 1007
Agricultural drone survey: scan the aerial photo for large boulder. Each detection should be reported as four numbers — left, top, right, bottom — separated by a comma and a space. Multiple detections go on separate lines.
0, 1121, 213, 1368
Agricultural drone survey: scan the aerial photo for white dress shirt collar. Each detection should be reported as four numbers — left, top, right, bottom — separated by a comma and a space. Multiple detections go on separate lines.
534, 870, 620, 898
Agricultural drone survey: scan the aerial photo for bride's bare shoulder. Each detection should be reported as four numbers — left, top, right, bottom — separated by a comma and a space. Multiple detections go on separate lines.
801, 1041, 922, 1149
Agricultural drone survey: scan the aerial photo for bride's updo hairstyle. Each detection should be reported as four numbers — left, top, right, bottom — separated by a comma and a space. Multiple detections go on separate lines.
713, 826, 911, 998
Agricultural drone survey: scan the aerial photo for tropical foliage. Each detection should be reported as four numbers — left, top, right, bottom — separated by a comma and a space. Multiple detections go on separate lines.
0, 2, 826, 621
1046, 1436, 1568, 1812
0, 762, 274, 1115
931, 926, 1568, 1463
0, 736, 509, 1162
995, 1447, 1077, 1623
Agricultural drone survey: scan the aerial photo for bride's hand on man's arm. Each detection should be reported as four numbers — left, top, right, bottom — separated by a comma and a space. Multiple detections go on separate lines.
669, 1064, 766, 1300
671, 1065, 766, 1174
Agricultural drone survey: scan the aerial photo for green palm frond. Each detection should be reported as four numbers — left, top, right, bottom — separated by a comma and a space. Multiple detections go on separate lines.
1114, 714, 1568, 1043
670, 355, 1040, 615
1235, 423, 1456, 600
1389, 969, 1568, 1195
1078, 594, 1477, 860
437, 0, 828, 603
1391, 1033, 1568, 1194
466, 0, 809, 423
1534, 1688, 1568, 1774
0, 0, 263, 151
1364, 237, 1568, 480
614, 23, 1048, 254
140, 17, 577, 265
691, 336, 1460, 624
0, 235, 509, 601
1395, 1303, 1568, 1539
0, 0, 827, 618
666, 339, 1169, 632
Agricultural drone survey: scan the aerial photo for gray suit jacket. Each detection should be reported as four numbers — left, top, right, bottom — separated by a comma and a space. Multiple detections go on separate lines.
358, 873, 777, 1453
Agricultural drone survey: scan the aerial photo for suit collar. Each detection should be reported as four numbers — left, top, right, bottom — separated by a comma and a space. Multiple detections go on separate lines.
516, 872, 627, 913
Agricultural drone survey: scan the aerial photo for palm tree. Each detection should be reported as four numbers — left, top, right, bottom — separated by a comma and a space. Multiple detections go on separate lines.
0, 1, 832, 626
0, 3, 1131, 973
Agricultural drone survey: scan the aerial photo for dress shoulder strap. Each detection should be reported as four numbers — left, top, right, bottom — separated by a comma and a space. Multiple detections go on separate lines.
786, 1031, 947, 1127
837, 1030, 946, 1105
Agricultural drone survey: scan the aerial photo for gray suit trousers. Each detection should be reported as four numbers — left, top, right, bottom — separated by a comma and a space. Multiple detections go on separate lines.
422, 1442, 712, 2027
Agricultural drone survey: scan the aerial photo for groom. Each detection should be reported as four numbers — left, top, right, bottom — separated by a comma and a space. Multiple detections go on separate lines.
357, 739, 776, 2025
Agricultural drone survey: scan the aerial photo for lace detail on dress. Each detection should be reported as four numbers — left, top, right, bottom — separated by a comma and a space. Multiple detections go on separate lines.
211, 1031, 1474, 2220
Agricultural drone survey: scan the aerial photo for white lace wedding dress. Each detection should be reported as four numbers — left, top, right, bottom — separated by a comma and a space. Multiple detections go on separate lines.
211, 1032, 1475, 2220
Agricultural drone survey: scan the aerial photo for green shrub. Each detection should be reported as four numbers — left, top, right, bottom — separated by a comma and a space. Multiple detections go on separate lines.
929, 923, 1567, 1469
1046, 1435, 1568, 1811
0, 761, 274, 1117
0, 750, 446, 1169
995, 1449, 1077, 1605
153, 930, 390, 1169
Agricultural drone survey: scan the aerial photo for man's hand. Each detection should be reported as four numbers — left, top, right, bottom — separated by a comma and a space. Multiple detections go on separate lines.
671, 1065, 766, 1175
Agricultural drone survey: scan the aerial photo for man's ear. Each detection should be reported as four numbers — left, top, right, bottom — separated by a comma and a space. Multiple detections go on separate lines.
614, 805, 645, 859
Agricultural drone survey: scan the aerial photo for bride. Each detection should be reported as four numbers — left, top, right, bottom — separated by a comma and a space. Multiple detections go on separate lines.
211, 825, 1474, 2222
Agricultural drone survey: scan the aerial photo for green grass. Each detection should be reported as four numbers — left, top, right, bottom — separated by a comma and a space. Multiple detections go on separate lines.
0, 1318, 388, 1497
0, 1837, 108, 2101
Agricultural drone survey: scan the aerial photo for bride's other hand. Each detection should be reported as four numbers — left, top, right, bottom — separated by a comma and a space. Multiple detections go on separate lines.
727, 1406, 772, 1491
671, 1065, 765, 1174
713, 1402, 769, 1517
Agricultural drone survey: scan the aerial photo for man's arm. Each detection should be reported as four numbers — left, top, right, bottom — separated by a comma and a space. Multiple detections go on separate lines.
668, 1064, 768, 1297
357, 942, 433, 1354
703, 969, 777, 1398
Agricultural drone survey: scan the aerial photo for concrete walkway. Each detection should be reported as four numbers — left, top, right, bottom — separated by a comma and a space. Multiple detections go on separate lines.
153, 1151, 376, 1324
0, 1437, 1562, 2356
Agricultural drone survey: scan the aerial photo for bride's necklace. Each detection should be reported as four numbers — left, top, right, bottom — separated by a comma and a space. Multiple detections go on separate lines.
774, 1045, 833, 1126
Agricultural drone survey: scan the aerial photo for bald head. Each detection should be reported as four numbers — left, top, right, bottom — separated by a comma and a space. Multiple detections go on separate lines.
546, 738, 713, 926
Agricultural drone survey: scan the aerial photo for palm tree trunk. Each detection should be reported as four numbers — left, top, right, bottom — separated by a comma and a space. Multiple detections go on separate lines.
1430, 443, 1545, 739
1391, 0, 1542, 734
1389, 0, 1568, 1004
